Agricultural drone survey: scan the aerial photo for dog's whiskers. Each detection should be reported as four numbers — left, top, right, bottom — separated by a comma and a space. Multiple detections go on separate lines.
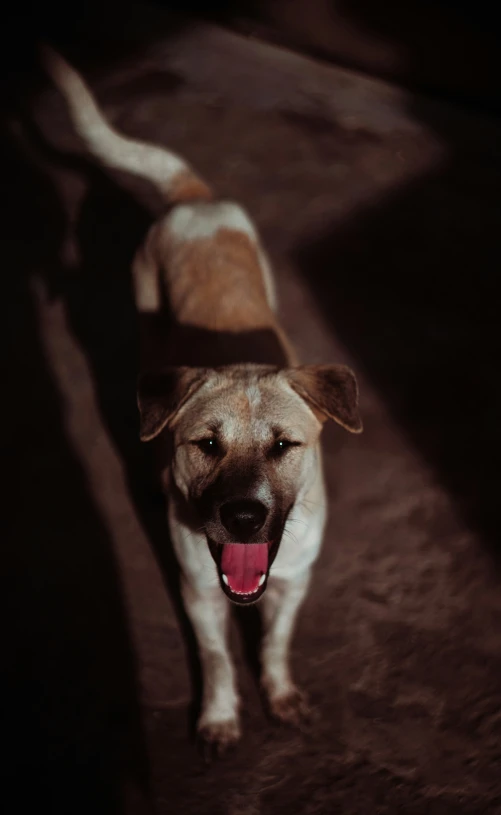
297, 498, 323, 515
180, 526, 205, 543
282, 528, 299, 546
287, 517, 308, 529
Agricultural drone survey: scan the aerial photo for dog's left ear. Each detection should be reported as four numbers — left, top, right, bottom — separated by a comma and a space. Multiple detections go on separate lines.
287, 364, 363, 433
137, 366, 208, 442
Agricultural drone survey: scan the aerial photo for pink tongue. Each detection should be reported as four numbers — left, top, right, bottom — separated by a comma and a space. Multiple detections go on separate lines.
220, 543, 269, 594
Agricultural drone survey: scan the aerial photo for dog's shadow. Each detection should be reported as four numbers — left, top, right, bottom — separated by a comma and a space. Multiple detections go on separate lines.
66, 169, 200, 723
0, 117, 154, 815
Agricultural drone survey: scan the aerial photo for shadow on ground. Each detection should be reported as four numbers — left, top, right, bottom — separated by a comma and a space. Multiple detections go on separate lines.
292, 3, 501, 561
0, 118, 150, 815
0, 5, 196, 811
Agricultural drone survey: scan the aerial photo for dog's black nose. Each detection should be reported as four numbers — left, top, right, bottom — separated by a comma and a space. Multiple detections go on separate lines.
220, 500, 268, 540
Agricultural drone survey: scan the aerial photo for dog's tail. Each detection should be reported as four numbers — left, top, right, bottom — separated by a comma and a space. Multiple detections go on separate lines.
40, 44, 212, 205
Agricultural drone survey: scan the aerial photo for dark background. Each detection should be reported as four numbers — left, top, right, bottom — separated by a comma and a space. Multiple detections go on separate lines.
2, 1, 501, 108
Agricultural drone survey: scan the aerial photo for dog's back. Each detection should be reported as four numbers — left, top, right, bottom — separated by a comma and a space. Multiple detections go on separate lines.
41, 46, 289, 359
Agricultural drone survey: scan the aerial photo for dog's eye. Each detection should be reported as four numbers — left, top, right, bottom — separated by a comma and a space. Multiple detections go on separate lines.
195, 438, 221, 457
270, 439, 301, 457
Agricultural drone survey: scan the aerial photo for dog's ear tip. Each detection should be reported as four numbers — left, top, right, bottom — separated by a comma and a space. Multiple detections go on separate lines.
138, 418, 154, 442
336, 414, 363, 434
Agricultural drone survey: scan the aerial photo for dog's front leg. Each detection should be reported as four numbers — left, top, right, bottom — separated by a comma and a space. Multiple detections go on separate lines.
181, 578, 241, 751
260, 572, 311, 725
169, 502, 241, 752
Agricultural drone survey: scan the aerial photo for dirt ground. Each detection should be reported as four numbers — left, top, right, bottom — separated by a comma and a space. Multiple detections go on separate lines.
2, 3, 501, 813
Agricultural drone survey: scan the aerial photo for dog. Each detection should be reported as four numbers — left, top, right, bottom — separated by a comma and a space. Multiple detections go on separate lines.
41, 46, 363, 753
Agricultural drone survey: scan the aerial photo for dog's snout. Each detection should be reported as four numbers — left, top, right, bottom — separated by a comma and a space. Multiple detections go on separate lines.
220, 499, 268, 540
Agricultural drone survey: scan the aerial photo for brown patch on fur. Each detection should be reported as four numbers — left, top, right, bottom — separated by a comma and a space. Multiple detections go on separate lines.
166, 170, 213, 204
162, 228, 276, 331
136, 215, 297, 368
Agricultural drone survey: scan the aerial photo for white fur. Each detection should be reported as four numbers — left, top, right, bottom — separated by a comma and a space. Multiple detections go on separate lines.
256, 246, 278, 312
167, 201, 257, 242
131, 226, 161, 313
271, 446, 327, 580
253, 479, 273, 510
168, 501, 242, 734
260, 574, 312, 702
245, 385, 262, 408
169, 441, 327, 739
169, 495, 325, 736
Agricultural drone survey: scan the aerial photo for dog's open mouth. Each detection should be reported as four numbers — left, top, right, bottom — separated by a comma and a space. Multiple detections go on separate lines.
208, 540, 278, 604
221, 542, 269, 596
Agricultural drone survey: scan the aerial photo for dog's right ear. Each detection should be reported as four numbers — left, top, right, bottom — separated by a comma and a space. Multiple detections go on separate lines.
286, 364, 363, 433
137, 367, 207, 442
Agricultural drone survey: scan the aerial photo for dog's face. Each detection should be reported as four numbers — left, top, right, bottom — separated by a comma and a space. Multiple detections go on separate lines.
138, 364, 362, 605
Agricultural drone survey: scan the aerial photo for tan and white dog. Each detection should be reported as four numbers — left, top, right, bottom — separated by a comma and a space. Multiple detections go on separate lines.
42, 47, 362, 752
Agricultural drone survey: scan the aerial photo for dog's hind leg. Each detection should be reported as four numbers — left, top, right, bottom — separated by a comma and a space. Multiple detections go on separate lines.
181, 579, 241, 754
132, 224, 162, 315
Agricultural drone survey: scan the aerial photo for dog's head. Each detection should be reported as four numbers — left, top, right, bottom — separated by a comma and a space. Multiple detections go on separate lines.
137, 364, 362, 605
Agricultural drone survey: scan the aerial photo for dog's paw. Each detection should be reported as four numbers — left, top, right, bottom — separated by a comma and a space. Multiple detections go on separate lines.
197, 717, 241, 761
268, 687, 311, 729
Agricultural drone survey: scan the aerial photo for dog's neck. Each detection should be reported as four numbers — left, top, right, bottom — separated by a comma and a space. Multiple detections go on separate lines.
141, 320, 292, 370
